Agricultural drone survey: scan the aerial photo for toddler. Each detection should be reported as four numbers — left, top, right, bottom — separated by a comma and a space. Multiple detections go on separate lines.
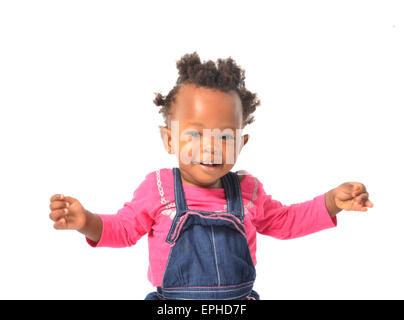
49, 52, 373, 300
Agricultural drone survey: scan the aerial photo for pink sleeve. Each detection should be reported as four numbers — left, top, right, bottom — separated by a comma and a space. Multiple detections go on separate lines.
252, 177, 337, 239
86, 171, 160, 248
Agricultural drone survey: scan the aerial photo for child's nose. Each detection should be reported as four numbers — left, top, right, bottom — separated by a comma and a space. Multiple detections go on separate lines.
202, 136, 220, 152
200, 139, 222, 162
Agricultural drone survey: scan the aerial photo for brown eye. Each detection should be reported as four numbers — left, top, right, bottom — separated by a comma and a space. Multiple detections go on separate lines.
222, 135, 234, 140
188, 131, 201, 137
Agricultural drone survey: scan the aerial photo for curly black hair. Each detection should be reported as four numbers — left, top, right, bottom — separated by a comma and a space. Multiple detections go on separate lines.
153, 52, 261, 129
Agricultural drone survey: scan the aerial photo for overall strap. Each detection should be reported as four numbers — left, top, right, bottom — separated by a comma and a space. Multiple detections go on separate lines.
172, 167, 188, 213
221, 171, 245, 222
165, 167, 189, 244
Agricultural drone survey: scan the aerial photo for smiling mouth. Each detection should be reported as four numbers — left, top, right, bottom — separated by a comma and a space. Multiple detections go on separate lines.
192, 161, 222, 167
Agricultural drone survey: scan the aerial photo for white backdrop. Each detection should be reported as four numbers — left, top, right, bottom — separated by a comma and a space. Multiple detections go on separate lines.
0, 0, 403, 299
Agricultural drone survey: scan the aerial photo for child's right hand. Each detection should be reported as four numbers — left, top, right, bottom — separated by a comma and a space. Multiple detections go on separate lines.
49, 194, 87, 230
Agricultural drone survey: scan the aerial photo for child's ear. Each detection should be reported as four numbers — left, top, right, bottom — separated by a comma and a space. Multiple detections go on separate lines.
241, 134, 249, 148
159, 125, 173, 154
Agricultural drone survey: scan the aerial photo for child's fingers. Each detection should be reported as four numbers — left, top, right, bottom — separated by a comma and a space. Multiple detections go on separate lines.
339, 183, 355, 195
353, 192, 369, 204
49, 208, 69, 221
53, 217, 68, 229
351, 192, 374, 211
50, 194, 65, 202
338, 182, 367, 200
350, 183, 367, 197
62, 196, 76, 205
352, 193, 369, 209
49, 200, 69, 210
351, 201, 368, 212
365, 199, 374, 208
50, 194, 76, 205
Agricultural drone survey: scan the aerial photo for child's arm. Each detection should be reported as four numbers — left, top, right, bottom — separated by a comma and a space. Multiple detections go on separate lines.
252, 179, 373, 240
49, 194, 102, 243
49, 171, 160, 247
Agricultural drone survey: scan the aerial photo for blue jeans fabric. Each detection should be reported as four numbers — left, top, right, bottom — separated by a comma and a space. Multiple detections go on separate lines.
145, 167, 258, 300
144, 289, 260, 300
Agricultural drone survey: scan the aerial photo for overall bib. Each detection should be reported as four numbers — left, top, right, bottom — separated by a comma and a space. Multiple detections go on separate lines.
145, 167, 259, 300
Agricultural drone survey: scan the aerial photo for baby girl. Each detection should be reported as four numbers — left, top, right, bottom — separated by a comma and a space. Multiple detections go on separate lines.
48, 52, 373, 300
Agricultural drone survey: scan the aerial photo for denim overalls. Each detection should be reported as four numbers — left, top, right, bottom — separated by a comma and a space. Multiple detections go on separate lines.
145, 167, 259, 300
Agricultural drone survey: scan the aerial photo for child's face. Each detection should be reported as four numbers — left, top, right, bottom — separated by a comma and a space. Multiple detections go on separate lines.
160, 84, 249, 188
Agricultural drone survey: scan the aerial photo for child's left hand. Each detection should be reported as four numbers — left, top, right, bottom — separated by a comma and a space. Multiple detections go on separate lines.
326, 182, 374, 216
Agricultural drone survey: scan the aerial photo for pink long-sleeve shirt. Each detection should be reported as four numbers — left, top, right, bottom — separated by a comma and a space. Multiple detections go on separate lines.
86, 168, 337, 287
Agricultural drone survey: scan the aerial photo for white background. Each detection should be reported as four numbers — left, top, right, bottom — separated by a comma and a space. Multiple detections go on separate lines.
0, 0, 403, 299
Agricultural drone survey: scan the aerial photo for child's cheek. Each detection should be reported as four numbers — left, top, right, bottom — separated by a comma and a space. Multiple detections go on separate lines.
223, 140, 238, 165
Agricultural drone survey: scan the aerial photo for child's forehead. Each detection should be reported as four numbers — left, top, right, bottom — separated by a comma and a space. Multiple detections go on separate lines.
176, 83, 240, 104
171, 84, 243, 127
